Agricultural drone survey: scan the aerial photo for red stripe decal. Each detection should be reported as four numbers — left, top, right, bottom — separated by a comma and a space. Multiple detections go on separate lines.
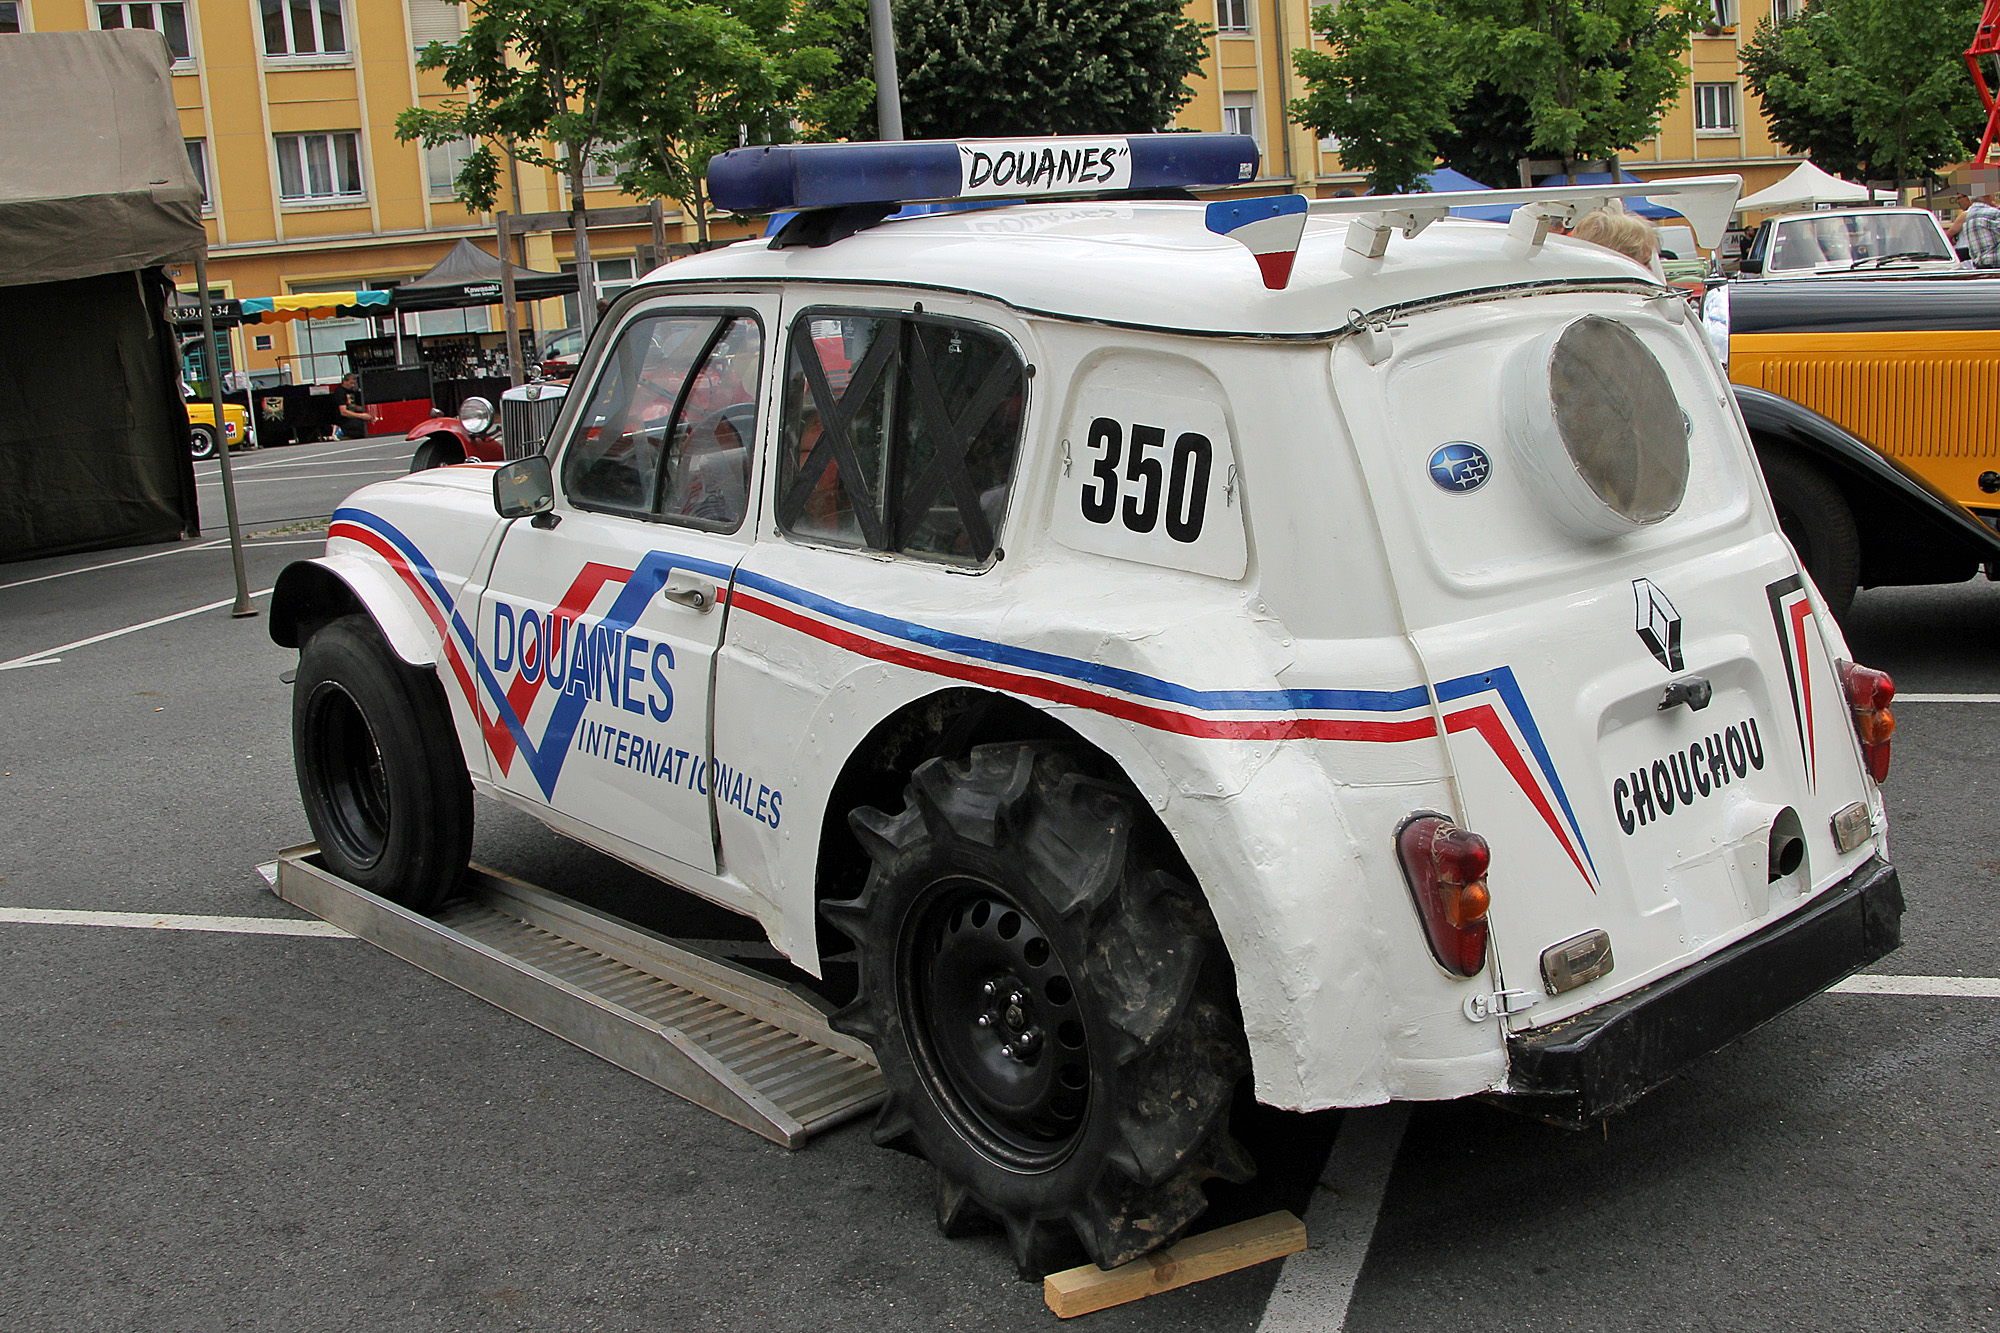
1445, 703, 1595, 890
1788, 597, 1816, 789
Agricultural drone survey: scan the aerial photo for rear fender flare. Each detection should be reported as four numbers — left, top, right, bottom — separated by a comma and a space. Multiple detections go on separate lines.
269, 555, 439, 667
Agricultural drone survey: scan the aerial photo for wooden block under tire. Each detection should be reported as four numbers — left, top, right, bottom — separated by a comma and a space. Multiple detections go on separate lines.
1042, 1211, 1307, 1318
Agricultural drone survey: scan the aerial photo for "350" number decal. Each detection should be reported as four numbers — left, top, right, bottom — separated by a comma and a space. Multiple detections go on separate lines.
1079, 417, 1213, 544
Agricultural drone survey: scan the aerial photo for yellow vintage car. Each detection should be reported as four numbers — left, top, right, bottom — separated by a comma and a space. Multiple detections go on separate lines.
1705, 273, 2000, 617
184, 398, 251, 458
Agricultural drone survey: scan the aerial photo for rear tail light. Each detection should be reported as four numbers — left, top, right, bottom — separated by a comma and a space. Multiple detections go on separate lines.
1837, 661, 1895, 782
1396, 814, 1491, 977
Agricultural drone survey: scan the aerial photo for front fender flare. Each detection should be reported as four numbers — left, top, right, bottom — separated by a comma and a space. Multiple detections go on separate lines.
269, 554, 440, 667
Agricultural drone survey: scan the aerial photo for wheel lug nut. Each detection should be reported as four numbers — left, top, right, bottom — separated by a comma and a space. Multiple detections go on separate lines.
976, 1015, 990, 1028
1008, 991, 1024, 1006
981, 981, 996, 996
1000, 1043, 1014, 1058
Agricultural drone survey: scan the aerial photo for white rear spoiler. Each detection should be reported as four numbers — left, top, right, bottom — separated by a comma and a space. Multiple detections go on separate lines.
1316, 175, 1742, 267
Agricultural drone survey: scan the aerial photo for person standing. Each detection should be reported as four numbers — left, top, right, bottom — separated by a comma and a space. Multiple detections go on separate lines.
332, 372, 372, 438
1948, 185, 2000, 268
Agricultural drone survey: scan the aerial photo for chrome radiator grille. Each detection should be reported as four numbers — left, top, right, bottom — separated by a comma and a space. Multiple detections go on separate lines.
500, 391, 566, 459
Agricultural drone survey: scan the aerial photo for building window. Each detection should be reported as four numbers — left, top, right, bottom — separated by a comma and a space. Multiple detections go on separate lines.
0, 2, 27, 34
1707, 0, 1732, 27
253, 334, 274, 351
424, 137, 475, 198
1216, 0, 1248, 33
262, 0, 346, 57
275, 132, 364, 202
1694, 82, 1737, 133
560, 257, 636, 327
98, 3, 191, 63
1223, 92, 1257, 143
406, 0, 461, 49
185, 138, 210, 211
581, 144, 624, 190
1774, 0, 1805, 18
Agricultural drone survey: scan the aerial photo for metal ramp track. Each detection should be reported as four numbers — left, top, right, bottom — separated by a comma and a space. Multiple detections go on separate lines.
273, 846, 883, 1147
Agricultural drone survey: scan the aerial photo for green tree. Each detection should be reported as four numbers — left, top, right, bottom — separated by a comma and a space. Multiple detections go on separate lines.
1740, 0, 1984, 187
396, 0, 867, 323
1291, 0, 1709, 193
845, 0, 1210, 139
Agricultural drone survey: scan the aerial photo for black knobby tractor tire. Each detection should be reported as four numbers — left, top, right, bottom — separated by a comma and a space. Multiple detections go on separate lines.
825, 743, 1252, 1278
1760, 447, 1860, 619
293, 613, 472, 911
409, 437, 459, 472
189, 424, 218, 460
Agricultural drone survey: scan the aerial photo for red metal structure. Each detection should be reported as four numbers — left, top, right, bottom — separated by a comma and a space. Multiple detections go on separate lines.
1965, 0, 2000, 166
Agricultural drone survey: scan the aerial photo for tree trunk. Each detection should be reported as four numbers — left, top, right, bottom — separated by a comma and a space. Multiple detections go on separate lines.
572, 144, 597, 338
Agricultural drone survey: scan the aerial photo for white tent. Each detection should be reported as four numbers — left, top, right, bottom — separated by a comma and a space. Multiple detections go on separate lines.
1737, 161, 1880, 212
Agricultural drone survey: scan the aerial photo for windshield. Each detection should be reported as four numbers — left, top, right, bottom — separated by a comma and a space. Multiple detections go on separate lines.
1767, 213, 1951, 271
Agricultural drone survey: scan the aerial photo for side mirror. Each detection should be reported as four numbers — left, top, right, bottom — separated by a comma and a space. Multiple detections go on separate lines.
494, 455, 555, 519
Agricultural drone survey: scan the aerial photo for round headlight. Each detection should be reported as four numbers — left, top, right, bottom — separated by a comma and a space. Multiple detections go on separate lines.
458, 396, 494, 434
1508, 315, 1688, 537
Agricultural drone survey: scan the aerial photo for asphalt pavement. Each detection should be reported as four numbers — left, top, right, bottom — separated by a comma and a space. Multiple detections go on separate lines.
2, 447, 1996, 1332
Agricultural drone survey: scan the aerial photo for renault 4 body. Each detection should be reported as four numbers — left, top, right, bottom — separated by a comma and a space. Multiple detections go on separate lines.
270, 136, 1904, 1277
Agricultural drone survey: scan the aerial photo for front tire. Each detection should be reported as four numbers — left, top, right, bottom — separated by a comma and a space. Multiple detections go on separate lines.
826, 744, 1251, 1277
1760, 446, 1860, 618
293, 614, 472, 911
409, 437, 460, 472
189, 424, 218, 460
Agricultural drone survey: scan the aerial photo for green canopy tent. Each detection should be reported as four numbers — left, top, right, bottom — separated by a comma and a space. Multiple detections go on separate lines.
0, 29, 251, 606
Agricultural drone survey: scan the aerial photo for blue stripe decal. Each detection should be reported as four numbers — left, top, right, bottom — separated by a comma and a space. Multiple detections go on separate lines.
733, 567, 1435, 714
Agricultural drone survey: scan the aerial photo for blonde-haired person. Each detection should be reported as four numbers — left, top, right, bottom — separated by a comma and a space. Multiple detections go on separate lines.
1570, 208, 1666, 280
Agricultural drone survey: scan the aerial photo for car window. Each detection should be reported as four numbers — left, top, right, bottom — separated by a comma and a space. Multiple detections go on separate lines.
776, 311, 1024, 565
561, 310, 762, 530
1770, 213, 1951, 271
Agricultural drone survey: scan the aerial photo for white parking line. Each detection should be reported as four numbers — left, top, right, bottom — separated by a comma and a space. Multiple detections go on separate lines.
194, 441, 398, 472
0, 538, 321, 593
0, 908, 350, 937
1895, 693, 2000, 704
1256, 1103, 1409, 1333
0, 588, 272, 670
1830, 974, 2000, 998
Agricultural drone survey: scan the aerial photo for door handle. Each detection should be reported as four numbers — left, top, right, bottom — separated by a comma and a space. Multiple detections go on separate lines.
661, 570, 714, 612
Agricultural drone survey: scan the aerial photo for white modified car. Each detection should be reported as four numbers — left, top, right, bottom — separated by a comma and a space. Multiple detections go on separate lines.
271, 136, 1904, 1277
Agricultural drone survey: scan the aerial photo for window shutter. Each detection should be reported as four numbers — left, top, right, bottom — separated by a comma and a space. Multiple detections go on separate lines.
407, 0, 462, 48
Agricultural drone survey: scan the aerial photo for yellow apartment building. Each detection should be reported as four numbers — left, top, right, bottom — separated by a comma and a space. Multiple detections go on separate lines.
1169, 0, 1807, 198
0, 0, 1813, 383
0, 0, 743, 386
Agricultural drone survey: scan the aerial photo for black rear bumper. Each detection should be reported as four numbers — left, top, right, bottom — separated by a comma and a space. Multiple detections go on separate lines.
1495, 855, 1903, 1128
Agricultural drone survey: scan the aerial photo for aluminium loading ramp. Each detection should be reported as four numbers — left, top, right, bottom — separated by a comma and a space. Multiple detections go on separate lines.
273, 846, 884, 1147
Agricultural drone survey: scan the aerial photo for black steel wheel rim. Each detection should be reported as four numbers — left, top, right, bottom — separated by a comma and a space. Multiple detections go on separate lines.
900, 876, 1092, 1171
308, 682, 390, 870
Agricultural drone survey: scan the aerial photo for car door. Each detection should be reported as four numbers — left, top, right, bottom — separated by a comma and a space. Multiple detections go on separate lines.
478, 297, 774, 878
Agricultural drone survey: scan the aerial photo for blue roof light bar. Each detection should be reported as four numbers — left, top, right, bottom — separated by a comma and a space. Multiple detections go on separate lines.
707, 134, 1262, 214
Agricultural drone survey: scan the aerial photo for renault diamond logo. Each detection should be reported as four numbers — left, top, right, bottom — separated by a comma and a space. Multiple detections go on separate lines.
1633, 578, 1684, 671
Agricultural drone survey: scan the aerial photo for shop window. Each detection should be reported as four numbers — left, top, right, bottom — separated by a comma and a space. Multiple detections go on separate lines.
262, 0, 346, 57
562, 311, 763, 529
98, 2, 190, 64
184, 138, 210, 211
1695, 83, 1737, 134
776, 311, 1025, 565
276, 132, 364, 202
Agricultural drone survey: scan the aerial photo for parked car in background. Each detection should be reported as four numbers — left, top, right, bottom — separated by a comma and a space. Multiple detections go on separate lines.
184, 396, 251, 458
539, 325, 585, 376
1706, 272, 2000, 616
405, 378, 570, 470
1737, 207, 1959, 278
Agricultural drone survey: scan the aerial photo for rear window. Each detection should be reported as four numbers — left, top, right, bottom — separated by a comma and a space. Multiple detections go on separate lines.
775, 310, 1026, 566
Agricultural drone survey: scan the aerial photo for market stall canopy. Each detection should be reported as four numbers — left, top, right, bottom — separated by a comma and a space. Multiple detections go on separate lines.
240, 291, 391, 323
0, 29, 205, 288
1736, 160, 1885, 212
389, 239, 579, 312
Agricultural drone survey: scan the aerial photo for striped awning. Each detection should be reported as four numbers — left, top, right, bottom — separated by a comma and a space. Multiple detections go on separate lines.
239, 290, 391, 323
